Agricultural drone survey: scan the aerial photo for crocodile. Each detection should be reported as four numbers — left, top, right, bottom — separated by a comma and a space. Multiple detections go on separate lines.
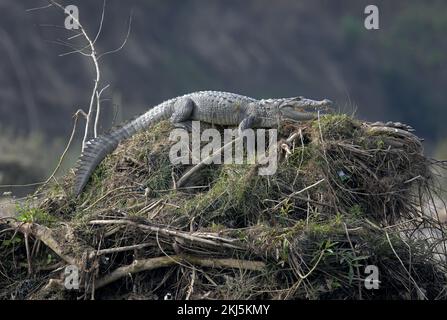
73, 91, 333, 197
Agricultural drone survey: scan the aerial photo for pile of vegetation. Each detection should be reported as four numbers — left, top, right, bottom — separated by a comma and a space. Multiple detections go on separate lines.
1, 115, 446, 300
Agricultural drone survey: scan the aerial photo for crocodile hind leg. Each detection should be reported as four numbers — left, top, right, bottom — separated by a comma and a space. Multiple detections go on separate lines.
171, 98, 195, 131
173, 120, 194, 132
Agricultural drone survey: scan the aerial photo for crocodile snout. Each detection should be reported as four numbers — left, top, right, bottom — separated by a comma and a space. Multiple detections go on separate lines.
321, 99, 333, 106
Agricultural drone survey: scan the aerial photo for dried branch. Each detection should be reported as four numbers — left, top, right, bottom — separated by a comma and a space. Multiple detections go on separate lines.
94, 84, 110, 138
39, 1, 130, 151
89, 219, 244, 250
176, 136, 243, 188
7, 221, 80, 266
44, 0, 100, 148
95, 254, 265, 290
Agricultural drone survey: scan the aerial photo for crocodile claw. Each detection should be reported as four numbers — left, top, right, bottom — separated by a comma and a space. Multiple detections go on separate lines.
370, 121, 415, 132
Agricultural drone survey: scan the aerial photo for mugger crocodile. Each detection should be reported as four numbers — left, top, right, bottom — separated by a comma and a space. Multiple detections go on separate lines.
73, 91, 333, 197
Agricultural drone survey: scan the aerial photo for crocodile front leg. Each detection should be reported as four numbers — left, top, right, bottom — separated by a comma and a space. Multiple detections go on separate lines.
238, 116, 258, 134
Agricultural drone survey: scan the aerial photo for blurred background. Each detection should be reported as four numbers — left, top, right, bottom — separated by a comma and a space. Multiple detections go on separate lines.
0, 0, 446, 196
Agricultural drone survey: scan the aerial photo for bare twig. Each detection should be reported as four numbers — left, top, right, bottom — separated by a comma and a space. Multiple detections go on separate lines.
95, 254, 265, 290
45, 0, 100, 148
40, 0, 129, 150
26, 4, 53, 12
176, 136, 242, 188
384, 231, 427, 300
97, 12, 133, 60
185, 268, 196, 300
7, 221, 81, 266
24, 232, 32, 275
344, 223, 362, 300
96, 242, 152, 255
89, 219, 244, 250
94, 84, 110, 138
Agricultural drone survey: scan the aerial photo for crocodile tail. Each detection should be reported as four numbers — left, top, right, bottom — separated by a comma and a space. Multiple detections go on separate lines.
73, 126, 130, 198
73, 103, 172, 197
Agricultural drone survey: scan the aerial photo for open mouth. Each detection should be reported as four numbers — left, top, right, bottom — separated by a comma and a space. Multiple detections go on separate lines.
297, 99, 334, 115
281, 99, 334, 121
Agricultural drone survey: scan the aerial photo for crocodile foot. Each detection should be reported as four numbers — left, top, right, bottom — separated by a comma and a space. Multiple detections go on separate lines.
370, 121, 415, 132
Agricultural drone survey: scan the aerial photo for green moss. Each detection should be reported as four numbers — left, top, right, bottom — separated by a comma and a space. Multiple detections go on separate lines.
139, 121, 175, 142
1, 235, 22, 247
287, 144, 315, 167
360, 133, 395, 149
376, 139, 385, 149
349, 204, 364, 218
16, 202, 57, 226
305, 214, 345, 237
90, 162, 108, 187
308, 222, 333, 234
312, 114, 360, 140
181, 164, 271, 226
144, 155, 173, 192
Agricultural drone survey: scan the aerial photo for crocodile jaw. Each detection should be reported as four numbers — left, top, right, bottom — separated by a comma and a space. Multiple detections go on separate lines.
281, 98, 334, 121
296, 98, 333, 111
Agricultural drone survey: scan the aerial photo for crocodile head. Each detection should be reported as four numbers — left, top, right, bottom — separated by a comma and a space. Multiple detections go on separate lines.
278, 96, 333, 121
